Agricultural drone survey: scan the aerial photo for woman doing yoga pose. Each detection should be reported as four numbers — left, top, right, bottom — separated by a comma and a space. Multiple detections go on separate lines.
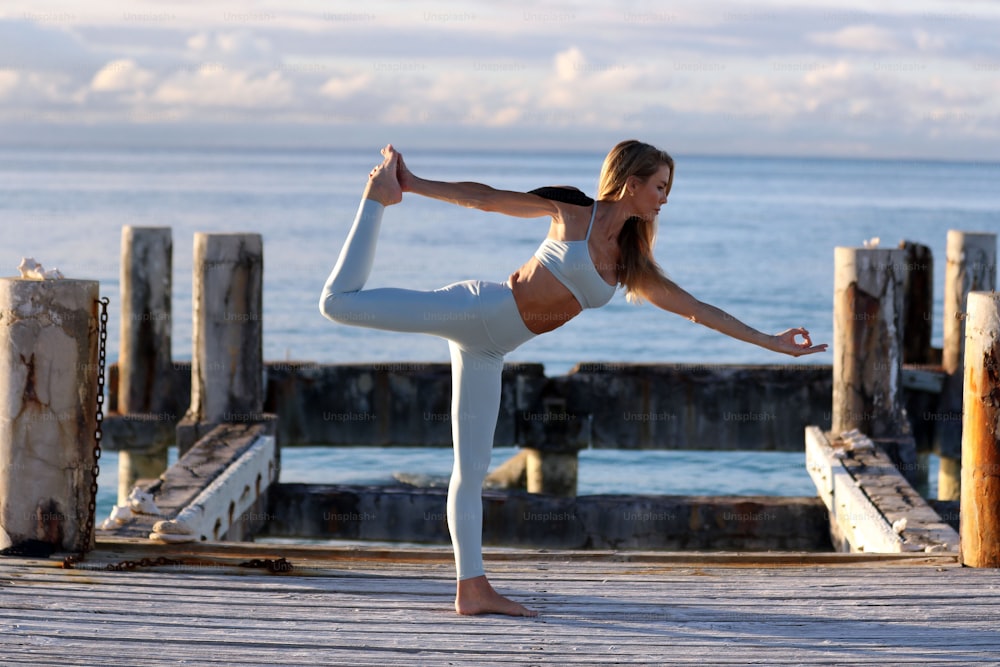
320, 141, 827, 617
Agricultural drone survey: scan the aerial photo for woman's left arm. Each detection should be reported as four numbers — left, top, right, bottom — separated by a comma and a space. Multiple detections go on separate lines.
396, 150, 558, 219
639, 277, 827, 357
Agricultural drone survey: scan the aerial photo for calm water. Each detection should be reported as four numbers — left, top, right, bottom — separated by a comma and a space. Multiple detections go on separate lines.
1, 147, 995, 517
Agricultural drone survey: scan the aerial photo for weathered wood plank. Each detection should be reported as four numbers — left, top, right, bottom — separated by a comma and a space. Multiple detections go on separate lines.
2, 541, 999, 666
805, 426, 959, 553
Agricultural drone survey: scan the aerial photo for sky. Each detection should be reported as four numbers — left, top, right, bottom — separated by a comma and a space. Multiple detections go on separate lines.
1, 0, 999, 159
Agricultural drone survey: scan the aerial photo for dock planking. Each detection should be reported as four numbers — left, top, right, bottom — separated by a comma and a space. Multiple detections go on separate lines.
1, 540, 999, 665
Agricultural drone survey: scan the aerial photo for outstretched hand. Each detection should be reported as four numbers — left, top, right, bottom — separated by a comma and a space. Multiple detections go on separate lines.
772, 328, 828, 357
394, 147, 417, 193
363, 144, 403, 206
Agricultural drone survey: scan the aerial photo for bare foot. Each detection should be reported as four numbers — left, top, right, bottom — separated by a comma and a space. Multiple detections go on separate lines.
363, 144, 403, 206
455, 575, 538, 617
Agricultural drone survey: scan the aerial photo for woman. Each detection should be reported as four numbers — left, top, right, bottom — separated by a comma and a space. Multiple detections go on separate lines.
320, 141, 827, 617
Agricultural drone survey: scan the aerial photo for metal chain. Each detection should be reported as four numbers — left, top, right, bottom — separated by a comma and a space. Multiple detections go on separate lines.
61, 298, 293, 577
102, 556, 293, 573
240, 558, 294, 573
63, 297, 109, 569
105, 556, 185, 572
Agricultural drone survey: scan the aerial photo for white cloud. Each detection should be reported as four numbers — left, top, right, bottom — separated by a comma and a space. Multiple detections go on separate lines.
912, 29, 946, 53
381, 103, 429, 125
0, 69, 19, 97
0, 19, 100, 72
809, 24, 902, 52
154, 66, 292, 107
803, 60, 852, 87
554, 46, 585, 82
185, 31, 273, 63
1, 4, 999, 158
0, 69, 78, 106
91, 59, 154, 92
319, 72, 371, 99
186, 33, 210, 52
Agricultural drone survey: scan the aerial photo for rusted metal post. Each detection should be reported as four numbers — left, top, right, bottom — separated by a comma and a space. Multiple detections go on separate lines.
177, 233, 264, 455
960, 291, 1000, 567
938, 231, 997, 501
832, 247, 907, 438
117, 226, 173, 502
0, 278, 99, 553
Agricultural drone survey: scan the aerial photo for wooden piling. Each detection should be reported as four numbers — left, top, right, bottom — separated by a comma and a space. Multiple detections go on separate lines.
526, 450, 578, 496
900, 241, 934, 365
0, 278, 99, 553
938, 231, 997, 500
832, 247, 907, 438
899, 241, 936, 495
117, 226, 173, 502
520, 396, 581, 497
959, 291, 1000, 567
177, 233, 264, 455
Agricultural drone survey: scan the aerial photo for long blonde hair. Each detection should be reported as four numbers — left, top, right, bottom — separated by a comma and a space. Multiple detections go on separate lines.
598, 139, 674, 303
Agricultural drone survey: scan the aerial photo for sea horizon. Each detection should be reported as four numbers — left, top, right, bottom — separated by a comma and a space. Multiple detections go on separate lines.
4, 139, 1000, 168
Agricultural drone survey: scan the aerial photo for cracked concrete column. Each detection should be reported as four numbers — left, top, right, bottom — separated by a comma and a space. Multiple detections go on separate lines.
938, 231, 996, 501
960, 291, 1000, 567
832, 246, 906, 438
0, 278, 100, 553
176, 233, 263, 455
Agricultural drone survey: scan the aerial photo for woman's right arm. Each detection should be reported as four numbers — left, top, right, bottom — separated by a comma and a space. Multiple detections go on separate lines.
397, 152, 558, 219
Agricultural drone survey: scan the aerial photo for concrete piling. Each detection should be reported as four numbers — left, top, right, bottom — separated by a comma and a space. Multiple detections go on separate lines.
0, 278, 100, 553
117, 226, 173, 502
177, 233, 264, 455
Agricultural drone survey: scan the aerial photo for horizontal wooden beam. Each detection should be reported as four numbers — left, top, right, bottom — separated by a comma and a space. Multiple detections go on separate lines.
98, 421, 277, 543
260, 483, 832, 552
806, 426, 958, 554
901, 364, 946, 393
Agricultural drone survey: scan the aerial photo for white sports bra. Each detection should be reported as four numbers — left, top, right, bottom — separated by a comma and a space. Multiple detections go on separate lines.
533, 202, 617, 309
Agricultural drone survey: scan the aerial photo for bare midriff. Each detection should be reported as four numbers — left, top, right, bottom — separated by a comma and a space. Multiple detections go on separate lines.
508, 257, 583, 335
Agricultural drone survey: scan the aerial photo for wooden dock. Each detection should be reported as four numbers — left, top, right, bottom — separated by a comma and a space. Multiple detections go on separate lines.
2, 540, 999, 665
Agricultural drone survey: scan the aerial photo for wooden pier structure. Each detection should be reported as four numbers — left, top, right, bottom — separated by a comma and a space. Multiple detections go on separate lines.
2, 541, 1000, 665
2, 227, 999, 664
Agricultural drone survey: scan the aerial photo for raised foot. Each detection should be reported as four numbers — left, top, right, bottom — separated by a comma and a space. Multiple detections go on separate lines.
364, 144, 403, 206
455, 575, 538, 617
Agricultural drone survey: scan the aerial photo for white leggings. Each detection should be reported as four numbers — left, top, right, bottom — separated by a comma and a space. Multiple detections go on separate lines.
320, 198, 536, 580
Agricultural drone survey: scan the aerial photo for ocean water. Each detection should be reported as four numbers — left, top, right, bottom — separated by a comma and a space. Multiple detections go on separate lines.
1, 147, 996, 519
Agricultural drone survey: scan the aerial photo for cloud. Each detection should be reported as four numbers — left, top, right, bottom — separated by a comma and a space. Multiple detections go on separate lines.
319, 72, 372, 99
91, 59, 154, 92
0, 69, 18, 97
185, 31, 274, 63
802, 60, 852, 87
0, 19, 100, 72
554, 46, 585, 82
0, 68, 81, 111
809, 24, 902, 52
1, 5, 999, 158
153, 66, 292, 108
